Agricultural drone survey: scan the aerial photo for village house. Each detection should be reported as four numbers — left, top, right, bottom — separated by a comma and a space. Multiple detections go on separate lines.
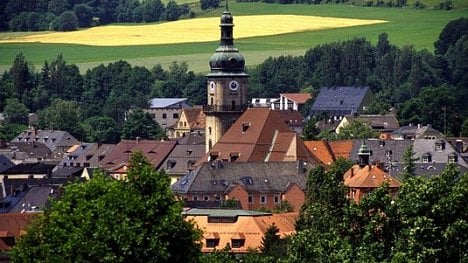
309, 86, 375, 120
167, 106, 205, 139
343, 142, 401, 202
143, 98, 191, 131
336, 114, 400, 134
183, 208, 297, 254
98, 139, 177, 180
12, 129, 80, 159
172, 161, 309, 212
161, 133, 205, 184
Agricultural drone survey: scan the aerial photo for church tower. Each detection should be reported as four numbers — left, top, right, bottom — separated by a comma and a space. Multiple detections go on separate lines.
205, 6, 248, 152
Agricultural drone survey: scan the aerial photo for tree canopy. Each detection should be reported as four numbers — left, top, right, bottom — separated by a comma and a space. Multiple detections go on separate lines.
11, 152, 202, 262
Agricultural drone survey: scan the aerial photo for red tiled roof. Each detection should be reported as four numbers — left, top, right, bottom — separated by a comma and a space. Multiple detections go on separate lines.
0, 213, 38, 250
99, 139, 177, 170
343, 164, 401, 188
200, 108, 317, 164
183, 107, 206, 130
280, 93, 312, 104
304, 141, 335, 165
328, 140, 353, 159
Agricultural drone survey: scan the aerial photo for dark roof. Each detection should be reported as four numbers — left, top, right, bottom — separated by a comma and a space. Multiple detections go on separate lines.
8, 186, 52, 213
52, 166, 85, 178
349, 139, 411, 164
1, 141, 53, 161
310, 86, 372, 115
13, 129, 80, 152
162, 143, 206, 175
0, 155, 14, 173
172, 161, 309, 195
1, 163, 56, 175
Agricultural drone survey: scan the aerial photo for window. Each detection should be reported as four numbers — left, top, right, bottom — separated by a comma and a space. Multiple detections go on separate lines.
206, 239, 219, 248
422, 153, 432, 163
274, 196, 279, 204
193, 196, 198, 201
231, 239, 245, 248
162, 113, 167, 119
173, 113, 179, 119
260, 195, 266, 204
208, 127, 212, 135
179, 121, 183, 126
248, 195, 253, 203
204, 196, 209, 201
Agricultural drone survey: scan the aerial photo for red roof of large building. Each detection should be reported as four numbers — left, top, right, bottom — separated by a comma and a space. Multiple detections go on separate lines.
99, 139, 177, 170
200, 108, 317, 164
343, 164, 401, 188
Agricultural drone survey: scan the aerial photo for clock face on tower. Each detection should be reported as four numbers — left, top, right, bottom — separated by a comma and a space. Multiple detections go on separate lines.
229, 80, 239, 91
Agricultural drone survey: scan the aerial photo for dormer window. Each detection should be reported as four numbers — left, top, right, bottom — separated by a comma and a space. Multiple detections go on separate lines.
435, 140, 445, 151
242, 122, 250, 133
231, 233, 245, 248
205, 233, 220, 248
422, 153, 432, 163
209, 152, 219, 161
229, 152, 239, 162
448, 152, 458, 163
167, 160, 176, 170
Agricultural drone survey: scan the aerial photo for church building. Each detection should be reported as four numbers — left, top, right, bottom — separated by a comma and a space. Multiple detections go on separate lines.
204, 7, 249, 152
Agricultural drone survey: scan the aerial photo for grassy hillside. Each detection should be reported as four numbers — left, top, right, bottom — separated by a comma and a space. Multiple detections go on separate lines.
0, 2, 465, 73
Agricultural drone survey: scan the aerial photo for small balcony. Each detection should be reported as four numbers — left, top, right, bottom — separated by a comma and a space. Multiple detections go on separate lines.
203, 104, 248, 113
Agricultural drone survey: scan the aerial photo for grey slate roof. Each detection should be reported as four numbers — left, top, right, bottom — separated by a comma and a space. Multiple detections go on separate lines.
310, 86, 373, 116
391, 125, 444, 140
8, 186, 52, 213
0, 155, 15, 173
389, 163, 468, 180
162, 142, 205, 176
343, 114, 400, 132
148, 98, 191, 109
13, 129, 80, 152
0, 142, 53, 161
172, 161, 309, 195
413, 139, 468, 166
349, 139, 410, 164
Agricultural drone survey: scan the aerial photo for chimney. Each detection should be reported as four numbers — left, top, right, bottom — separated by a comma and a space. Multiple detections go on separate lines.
455, 140, 463, 153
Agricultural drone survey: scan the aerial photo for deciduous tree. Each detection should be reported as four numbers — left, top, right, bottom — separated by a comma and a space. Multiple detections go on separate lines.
11, 152, 202, 262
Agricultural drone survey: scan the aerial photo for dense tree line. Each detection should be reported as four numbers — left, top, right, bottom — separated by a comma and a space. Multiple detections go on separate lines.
249, 17, 468, 136
0, 56, 206, 142
0, 0, 191, 32
0, 17, 466, 141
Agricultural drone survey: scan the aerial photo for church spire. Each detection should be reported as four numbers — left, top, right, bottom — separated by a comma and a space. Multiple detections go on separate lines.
208, 7, 245, 74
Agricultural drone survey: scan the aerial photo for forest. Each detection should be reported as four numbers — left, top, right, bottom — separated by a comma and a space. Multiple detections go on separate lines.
0, 17, 467, 142
0, 0, 193, 32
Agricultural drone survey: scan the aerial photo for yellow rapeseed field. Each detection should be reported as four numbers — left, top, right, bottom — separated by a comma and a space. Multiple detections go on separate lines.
0, 15, 387, 46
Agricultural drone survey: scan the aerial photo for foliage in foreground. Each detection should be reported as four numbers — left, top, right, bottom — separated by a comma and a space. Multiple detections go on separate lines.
11, 152, 202, 263
289, 163, 468, 262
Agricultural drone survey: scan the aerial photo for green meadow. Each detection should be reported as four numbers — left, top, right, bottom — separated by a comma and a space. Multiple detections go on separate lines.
0, 2, 466, 73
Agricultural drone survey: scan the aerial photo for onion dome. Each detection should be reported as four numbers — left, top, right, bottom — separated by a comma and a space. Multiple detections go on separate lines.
209, 8, 245, 74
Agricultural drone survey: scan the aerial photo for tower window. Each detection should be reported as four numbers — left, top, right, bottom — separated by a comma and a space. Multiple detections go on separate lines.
232, 100, 236, 110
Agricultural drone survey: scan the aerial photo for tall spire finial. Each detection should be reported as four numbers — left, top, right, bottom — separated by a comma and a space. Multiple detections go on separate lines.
225, 0, 229, 11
